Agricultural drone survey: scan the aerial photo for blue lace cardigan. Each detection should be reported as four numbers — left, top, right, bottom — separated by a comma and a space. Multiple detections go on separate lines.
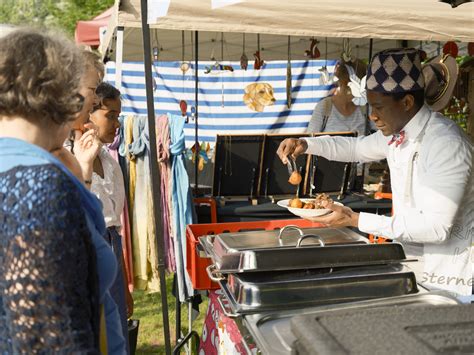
0, 138, 125, 354
0, 163, 100, 353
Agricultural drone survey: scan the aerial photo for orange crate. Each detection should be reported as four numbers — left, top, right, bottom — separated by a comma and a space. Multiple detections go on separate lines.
186, 219, 324, 290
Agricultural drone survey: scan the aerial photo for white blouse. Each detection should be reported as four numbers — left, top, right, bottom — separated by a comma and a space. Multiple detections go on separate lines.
91, 148, 125, 229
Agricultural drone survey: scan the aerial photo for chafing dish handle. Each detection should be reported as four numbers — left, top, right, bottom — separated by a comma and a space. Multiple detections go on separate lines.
206, 264, 226, 282
296, 234, 325, 247
278, 225, 304, 246
217, 295, 239, 318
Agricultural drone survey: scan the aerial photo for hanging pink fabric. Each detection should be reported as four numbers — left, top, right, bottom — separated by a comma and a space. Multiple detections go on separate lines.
108, 135, 135, 291
156, 114, 176, 272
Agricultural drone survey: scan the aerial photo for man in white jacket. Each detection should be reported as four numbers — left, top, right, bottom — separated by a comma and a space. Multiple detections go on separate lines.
277, 48, 473, 299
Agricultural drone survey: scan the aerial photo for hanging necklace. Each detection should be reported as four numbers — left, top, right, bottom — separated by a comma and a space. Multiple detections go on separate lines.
240, 33, 248, 70
318, 37, 330, 85
179, 31, 188, 118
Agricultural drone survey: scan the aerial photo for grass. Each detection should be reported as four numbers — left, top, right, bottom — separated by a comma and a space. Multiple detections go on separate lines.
132, 274, 208, 354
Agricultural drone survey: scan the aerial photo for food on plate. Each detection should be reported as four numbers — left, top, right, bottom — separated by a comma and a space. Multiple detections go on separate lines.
288, 194, 333, 210
313, 193, 332, 208
288, 171, 302, 185
289, 198, 304, 208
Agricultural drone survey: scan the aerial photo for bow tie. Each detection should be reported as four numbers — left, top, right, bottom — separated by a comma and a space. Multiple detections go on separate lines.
388, 130, 405, 147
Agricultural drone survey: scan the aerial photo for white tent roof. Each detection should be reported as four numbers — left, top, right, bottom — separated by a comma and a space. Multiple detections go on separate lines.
101, 0, 474, 61
0, 24, 16, 39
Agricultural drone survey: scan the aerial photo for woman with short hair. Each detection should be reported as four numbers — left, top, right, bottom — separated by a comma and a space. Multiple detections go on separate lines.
0, 27, 99, 352
0, 28, 124, 353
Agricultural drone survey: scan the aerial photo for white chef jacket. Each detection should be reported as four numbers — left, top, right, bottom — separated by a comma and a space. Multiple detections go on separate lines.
302, 105, 473, 297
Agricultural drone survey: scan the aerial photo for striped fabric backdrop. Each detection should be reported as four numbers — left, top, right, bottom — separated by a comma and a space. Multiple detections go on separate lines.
105, 60, 337, 147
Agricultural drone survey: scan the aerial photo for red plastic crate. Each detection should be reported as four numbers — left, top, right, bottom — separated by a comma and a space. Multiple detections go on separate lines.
186, 219, 324, 290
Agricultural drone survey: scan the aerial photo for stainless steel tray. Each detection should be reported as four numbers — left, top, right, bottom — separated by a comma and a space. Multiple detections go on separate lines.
200, 226, 411, 273
209, 227, 368, 253
204, 242, 410, 274
242, 292, 460, 355
219, 264, 418, 315
290, 298, 474, 355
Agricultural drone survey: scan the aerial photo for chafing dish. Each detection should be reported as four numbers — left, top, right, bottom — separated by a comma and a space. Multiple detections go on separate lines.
242, 292, 461, 355
200, 226, 412, 273
216, 264, 418, 315
290, 297, 474, 355
198, 223, 442, 354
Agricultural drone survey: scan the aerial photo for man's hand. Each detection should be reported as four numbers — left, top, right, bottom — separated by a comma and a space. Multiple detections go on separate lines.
310, 200, 360, 228
276, 138, 308, 164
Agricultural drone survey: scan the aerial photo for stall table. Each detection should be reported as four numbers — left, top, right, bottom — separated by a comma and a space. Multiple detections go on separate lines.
195, 193, 392, 223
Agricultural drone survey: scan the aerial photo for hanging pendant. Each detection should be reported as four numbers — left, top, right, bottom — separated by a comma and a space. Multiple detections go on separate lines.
180, 61, 190, 74
304, 38, 320, 59
254, 34, 264, 70
254, 51, 264, 70
318, 37, 330, 85
240, 52, 248, 70
318, 66, 330, 85
179, 100, 187, 117
240, 33, 248, 70
342, 38, 353, 62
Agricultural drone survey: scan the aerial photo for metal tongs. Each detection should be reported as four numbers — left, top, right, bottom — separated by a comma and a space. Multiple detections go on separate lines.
287, 156, 302, 193
286, 156, 298, 176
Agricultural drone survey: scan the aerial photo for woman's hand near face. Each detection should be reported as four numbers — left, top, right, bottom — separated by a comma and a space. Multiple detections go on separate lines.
73, 122, 102, 183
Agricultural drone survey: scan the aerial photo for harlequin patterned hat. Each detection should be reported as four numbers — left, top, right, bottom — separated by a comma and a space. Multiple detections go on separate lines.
366, 48, 425, 93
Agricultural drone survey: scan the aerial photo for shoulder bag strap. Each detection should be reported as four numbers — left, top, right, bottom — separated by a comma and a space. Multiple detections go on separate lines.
320, 97, 332, 132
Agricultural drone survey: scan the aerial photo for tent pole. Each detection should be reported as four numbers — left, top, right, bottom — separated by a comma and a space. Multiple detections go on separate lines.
139, 1, 172, 354
368, 38, 373, 60
115, 26, 124, 91
194, 31, 199, 195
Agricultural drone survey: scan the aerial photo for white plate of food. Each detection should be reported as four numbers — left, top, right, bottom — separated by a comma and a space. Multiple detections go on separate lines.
277, 194, 342, 221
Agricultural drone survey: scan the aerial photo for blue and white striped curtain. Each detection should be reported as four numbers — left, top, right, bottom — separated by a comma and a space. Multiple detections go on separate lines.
105, 60, 336, 148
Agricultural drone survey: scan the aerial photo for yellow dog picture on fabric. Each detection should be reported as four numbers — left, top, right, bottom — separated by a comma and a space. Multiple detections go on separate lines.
243, 82, 276, 112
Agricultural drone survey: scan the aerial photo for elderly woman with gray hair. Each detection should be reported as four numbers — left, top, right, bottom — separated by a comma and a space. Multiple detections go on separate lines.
0, 28, 125, 353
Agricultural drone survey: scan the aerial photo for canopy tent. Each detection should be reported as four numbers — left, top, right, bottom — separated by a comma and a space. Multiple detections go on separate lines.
100, 0, 474, 61
98, 2, 474, 354
103, 28, 405, 62
75, 7, 113, 46
0, 24, 16, 39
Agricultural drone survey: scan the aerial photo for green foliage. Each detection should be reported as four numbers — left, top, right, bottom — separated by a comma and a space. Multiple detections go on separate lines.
0, 0, 115, 37
443, 96, 469, 132
456, 55, 473, 67
132, 275, 208, 354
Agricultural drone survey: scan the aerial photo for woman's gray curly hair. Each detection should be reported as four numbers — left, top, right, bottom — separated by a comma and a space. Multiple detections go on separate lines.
0, 28, 84, 125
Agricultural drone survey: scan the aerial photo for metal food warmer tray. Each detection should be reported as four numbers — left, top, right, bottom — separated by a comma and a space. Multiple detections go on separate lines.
241, 292, 462, 355
199, 225, 419, 315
